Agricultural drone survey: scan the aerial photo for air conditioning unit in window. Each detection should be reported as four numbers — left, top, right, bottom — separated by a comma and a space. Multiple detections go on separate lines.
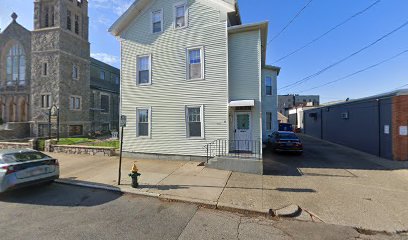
341, 112, 349, 119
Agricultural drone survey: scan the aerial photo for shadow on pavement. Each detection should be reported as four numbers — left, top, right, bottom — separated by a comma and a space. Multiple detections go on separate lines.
0, 181, 122, 207
126, 183, 316, 193
263, 134, 405, 177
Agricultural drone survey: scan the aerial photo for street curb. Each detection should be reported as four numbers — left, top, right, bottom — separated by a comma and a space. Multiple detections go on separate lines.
216, 202, 271, 217
55, 179, 160, 198
55, 179, 274, 218
159, 194, 217, 209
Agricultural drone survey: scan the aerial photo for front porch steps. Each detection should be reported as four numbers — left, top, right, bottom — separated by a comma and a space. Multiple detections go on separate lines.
206, 156, 263, 175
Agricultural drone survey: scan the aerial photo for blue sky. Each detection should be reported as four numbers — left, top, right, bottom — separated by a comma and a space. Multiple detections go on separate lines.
1, 0, 407, 103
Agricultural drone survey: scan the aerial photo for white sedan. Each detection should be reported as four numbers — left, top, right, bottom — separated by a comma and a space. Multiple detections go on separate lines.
0, 149, 59, 193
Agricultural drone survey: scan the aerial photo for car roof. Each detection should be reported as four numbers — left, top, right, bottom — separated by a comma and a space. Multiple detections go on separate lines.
0, 149, 39, 156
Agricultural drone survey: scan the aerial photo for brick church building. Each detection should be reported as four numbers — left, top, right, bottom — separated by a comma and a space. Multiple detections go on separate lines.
0, 0, 119, 139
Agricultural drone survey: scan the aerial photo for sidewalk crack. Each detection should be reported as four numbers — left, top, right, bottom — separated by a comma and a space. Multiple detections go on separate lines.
236, 216, 242, 240
216, 171, 232, 205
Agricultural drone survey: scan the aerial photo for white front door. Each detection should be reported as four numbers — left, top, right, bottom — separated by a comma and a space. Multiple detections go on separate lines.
234, 112, 252, 152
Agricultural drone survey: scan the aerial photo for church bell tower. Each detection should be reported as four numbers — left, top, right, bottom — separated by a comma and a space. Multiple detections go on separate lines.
31, 0, 90, 137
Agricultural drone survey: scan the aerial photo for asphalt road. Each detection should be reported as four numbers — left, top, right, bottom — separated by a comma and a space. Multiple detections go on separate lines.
0, 183, 405, 240
263, 134, 389, 176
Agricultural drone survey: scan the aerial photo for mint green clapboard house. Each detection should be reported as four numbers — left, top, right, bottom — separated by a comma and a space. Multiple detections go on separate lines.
110, 0, 279, 174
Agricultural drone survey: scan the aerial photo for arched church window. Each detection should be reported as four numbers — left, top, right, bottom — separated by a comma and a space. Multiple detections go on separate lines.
6, 43, 26, 87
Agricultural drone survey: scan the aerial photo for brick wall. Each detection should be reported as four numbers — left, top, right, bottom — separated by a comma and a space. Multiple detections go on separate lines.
392, 95, 408, 161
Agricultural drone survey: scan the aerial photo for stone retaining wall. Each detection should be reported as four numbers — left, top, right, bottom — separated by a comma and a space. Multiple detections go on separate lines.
0, 139, 36, 150
45, 140, 116, 156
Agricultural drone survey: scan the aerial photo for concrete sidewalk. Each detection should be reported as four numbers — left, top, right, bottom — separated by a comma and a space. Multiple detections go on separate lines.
51, 150, 408, 233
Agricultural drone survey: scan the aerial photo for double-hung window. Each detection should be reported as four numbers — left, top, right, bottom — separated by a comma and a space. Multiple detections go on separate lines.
137, 55, 151, 85
152, 10, 163, 33
100, 71, 105, 80
266, 112, 272, 131
266, 76, 272, 96
174, 3, 187, 28
137, 108, 150, 137
72, 65, 79, 80
70, 96, 81, 110
186, 106, 204, 138
187, 47, 204, 80
101, 94, 110, 113
41, 94, 51, 108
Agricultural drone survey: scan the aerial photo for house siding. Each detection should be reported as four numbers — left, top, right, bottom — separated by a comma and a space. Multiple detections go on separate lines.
120, 0, 229, 157
261, 68, 278, 141
228, 29, 261, 142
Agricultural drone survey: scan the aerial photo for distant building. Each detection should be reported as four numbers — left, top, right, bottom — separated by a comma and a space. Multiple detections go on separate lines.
90, 59, 120, 133
303, 90, 408, 161
0, 0, 119, 139
278, 94, 320, 117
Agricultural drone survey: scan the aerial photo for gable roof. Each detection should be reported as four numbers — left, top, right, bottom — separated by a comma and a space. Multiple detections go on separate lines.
109, 0, 239, 36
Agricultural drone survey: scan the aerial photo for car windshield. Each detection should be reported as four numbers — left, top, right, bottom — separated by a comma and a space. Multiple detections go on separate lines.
278, 133, 298, 139
1, 152, 50, 164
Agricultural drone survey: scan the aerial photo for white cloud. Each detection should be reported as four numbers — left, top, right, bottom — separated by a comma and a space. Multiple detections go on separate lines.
90, 0, 133, 16
91, 53, 119, 65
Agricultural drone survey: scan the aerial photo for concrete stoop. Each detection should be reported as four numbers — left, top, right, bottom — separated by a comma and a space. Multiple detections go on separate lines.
206, 157, 263, 175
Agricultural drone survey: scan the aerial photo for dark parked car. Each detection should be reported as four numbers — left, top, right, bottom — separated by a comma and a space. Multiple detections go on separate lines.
268, 131, 303, 154
278, 123, 294, 132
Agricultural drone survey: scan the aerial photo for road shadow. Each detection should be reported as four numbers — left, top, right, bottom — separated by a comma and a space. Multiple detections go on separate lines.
263, 134, 407, 176
124, 183, 316, 193
0, 181, 122, 207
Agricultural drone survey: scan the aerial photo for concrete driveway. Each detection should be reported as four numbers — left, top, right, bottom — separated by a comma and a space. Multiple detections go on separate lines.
256, 134, 408, 232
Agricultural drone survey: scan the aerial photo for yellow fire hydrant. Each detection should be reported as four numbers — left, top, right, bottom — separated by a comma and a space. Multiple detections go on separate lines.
129, 162, 141, 188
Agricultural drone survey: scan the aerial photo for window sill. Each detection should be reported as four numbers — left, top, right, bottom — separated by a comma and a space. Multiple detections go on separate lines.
136, 136, 151, 139
186, 78, 205, 82
137, 83, 152, 87
174, 25, 188, 30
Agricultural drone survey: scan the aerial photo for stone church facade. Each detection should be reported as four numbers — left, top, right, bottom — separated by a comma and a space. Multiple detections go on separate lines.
0, 0, 119, 139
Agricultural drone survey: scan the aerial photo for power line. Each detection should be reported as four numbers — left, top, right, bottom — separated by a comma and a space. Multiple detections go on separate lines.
297, 49, 408, 93
390, 82, 408, 91
272, 0, 381, 64
278, 19, 408, 91
267, 0, 314, 44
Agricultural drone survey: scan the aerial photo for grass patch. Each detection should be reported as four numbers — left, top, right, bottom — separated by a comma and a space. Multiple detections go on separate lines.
57, 138, 95, 145
89, 140, 120, 149
57, 138, 119, 149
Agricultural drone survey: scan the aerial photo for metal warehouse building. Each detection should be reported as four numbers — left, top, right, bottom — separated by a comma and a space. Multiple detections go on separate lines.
303, 90, 408, 161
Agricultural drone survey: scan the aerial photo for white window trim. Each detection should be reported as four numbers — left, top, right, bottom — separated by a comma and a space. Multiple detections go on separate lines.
69, 95, 82, 111
72, 64, 79, 80
186, 46, 205, 81
173, 1, 188, 30
100, 93, 110, 114
136, 107, 152, 139
136, 54, 152, 86
265, 76, 273, 96
185, 105, 205, 139
151, 9, 163, 34
40, 93, 52, 109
